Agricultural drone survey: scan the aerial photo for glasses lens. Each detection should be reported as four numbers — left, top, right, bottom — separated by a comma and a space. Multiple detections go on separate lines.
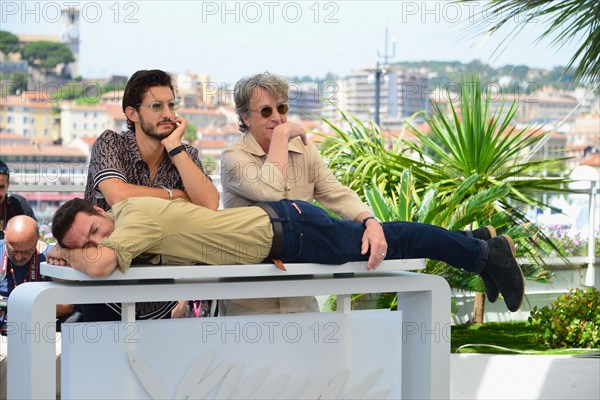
150, 102, 164, 113
277, 103, 289, 115
7, 247, 35, 257
168, 100, 181, 112
259, 106, 273, 118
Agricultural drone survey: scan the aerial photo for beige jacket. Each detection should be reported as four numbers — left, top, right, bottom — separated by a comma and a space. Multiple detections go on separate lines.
219, 133, 373, 315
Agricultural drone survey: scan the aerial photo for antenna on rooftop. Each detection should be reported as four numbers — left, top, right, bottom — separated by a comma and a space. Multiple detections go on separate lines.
374, 26, 396, 126
377, 25, 396, 66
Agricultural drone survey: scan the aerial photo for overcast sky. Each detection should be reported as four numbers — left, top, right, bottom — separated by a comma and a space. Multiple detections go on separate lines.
2, 0, 581, 84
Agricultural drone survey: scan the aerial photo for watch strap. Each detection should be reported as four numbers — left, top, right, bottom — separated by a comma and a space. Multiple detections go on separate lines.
167, 144, 186, 158
362, 216, 381, 227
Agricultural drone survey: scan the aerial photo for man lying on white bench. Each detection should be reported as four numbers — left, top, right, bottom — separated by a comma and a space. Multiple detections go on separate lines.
47, 197, 524, 312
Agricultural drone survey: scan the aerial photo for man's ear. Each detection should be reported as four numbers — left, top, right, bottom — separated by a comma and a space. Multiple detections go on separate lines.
124, 106, 139, 124
241, 112, 251, 129
93, 205, 107, 216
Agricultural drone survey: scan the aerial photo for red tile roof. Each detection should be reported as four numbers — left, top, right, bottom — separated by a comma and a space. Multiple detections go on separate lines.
0, 96, 55, 109
581, 154, 600, 167
0, 132, 30, 142
1, 144, 86, 157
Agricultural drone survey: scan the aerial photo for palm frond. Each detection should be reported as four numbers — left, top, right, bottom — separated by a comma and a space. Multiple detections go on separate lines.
460, 0, 600, 83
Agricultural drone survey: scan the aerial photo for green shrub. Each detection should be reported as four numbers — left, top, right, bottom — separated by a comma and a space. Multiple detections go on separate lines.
529, 288, 600, 348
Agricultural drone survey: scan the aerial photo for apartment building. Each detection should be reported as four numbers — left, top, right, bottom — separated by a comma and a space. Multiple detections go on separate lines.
288, 81, 324, 119
323, 65, 429, 128
179, 107, 228, 129
0, 95, 58, 140
59, 103, 111, 143
175, 72, 216, 106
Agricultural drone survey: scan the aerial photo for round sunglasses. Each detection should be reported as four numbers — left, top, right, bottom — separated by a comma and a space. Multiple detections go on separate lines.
137, 99, 181, 114
253, 103, 290, 118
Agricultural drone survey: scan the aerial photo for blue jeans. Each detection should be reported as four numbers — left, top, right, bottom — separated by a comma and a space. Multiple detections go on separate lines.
264, 200, 488, 273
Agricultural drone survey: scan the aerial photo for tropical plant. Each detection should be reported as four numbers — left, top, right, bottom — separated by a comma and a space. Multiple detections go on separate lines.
460, 0, 600, 84
317, 76, 572, 321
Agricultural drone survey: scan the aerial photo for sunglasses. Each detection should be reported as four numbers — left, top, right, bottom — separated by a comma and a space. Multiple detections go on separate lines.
253, 103, 289, 118
137, 99, 181, 114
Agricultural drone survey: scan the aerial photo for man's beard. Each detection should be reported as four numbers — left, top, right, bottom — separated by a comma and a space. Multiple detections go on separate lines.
139, 114, 175, 141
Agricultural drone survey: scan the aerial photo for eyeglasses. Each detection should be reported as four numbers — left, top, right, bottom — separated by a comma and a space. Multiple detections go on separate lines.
137, 99, 181, 114
5, 245, 36, 257
253, 103, 289, 118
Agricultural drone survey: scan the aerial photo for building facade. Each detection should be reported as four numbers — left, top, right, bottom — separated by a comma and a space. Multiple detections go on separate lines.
323, 65, 430, 128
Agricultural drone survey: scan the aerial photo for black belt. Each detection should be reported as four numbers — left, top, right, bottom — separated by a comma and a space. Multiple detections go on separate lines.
254, 203, 284, 261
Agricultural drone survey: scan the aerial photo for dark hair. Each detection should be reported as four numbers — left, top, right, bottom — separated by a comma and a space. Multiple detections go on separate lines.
0, 159, 9, 177
52, 198, 102, 248
122, 69, 175, 132
234, 72, 289, 133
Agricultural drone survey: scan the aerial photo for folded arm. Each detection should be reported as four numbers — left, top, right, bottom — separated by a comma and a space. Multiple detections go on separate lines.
98, 179, 188, 205
47, 244, 118, 277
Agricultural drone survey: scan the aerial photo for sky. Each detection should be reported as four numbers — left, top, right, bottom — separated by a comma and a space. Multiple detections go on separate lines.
2, 0, 582, 85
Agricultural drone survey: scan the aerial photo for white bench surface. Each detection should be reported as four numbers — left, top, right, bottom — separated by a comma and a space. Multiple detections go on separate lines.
41, 259, 426, 281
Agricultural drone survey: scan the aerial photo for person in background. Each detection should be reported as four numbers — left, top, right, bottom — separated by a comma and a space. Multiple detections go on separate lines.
0, 160, 36, 240
82, 69, 219, 321
220, 72, 387, 315
0, 215, 77, 400
0, 216, 75, 333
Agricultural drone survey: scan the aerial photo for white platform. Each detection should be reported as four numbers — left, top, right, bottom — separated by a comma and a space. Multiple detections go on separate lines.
41, 258, 426, 281
8, 260, 451, 400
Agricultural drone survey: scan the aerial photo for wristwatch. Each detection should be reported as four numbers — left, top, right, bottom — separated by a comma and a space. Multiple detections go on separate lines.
362, 216, 383, 227
161, 186, 173, 200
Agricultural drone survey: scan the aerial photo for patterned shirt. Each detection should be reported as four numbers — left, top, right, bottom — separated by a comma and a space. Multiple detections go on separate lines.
84, 130, 209, 211
83, 129, 209, 319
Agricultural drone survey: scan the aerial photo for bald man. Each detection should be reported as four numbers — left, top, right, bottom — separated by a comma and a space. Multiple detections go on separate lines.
0, 216, 73, 328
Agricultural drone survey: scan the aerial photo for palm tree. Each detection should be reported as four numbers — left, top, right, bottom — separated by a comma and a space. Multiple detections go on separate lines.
460, 0, 600, 84
318, 76, 571, 322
